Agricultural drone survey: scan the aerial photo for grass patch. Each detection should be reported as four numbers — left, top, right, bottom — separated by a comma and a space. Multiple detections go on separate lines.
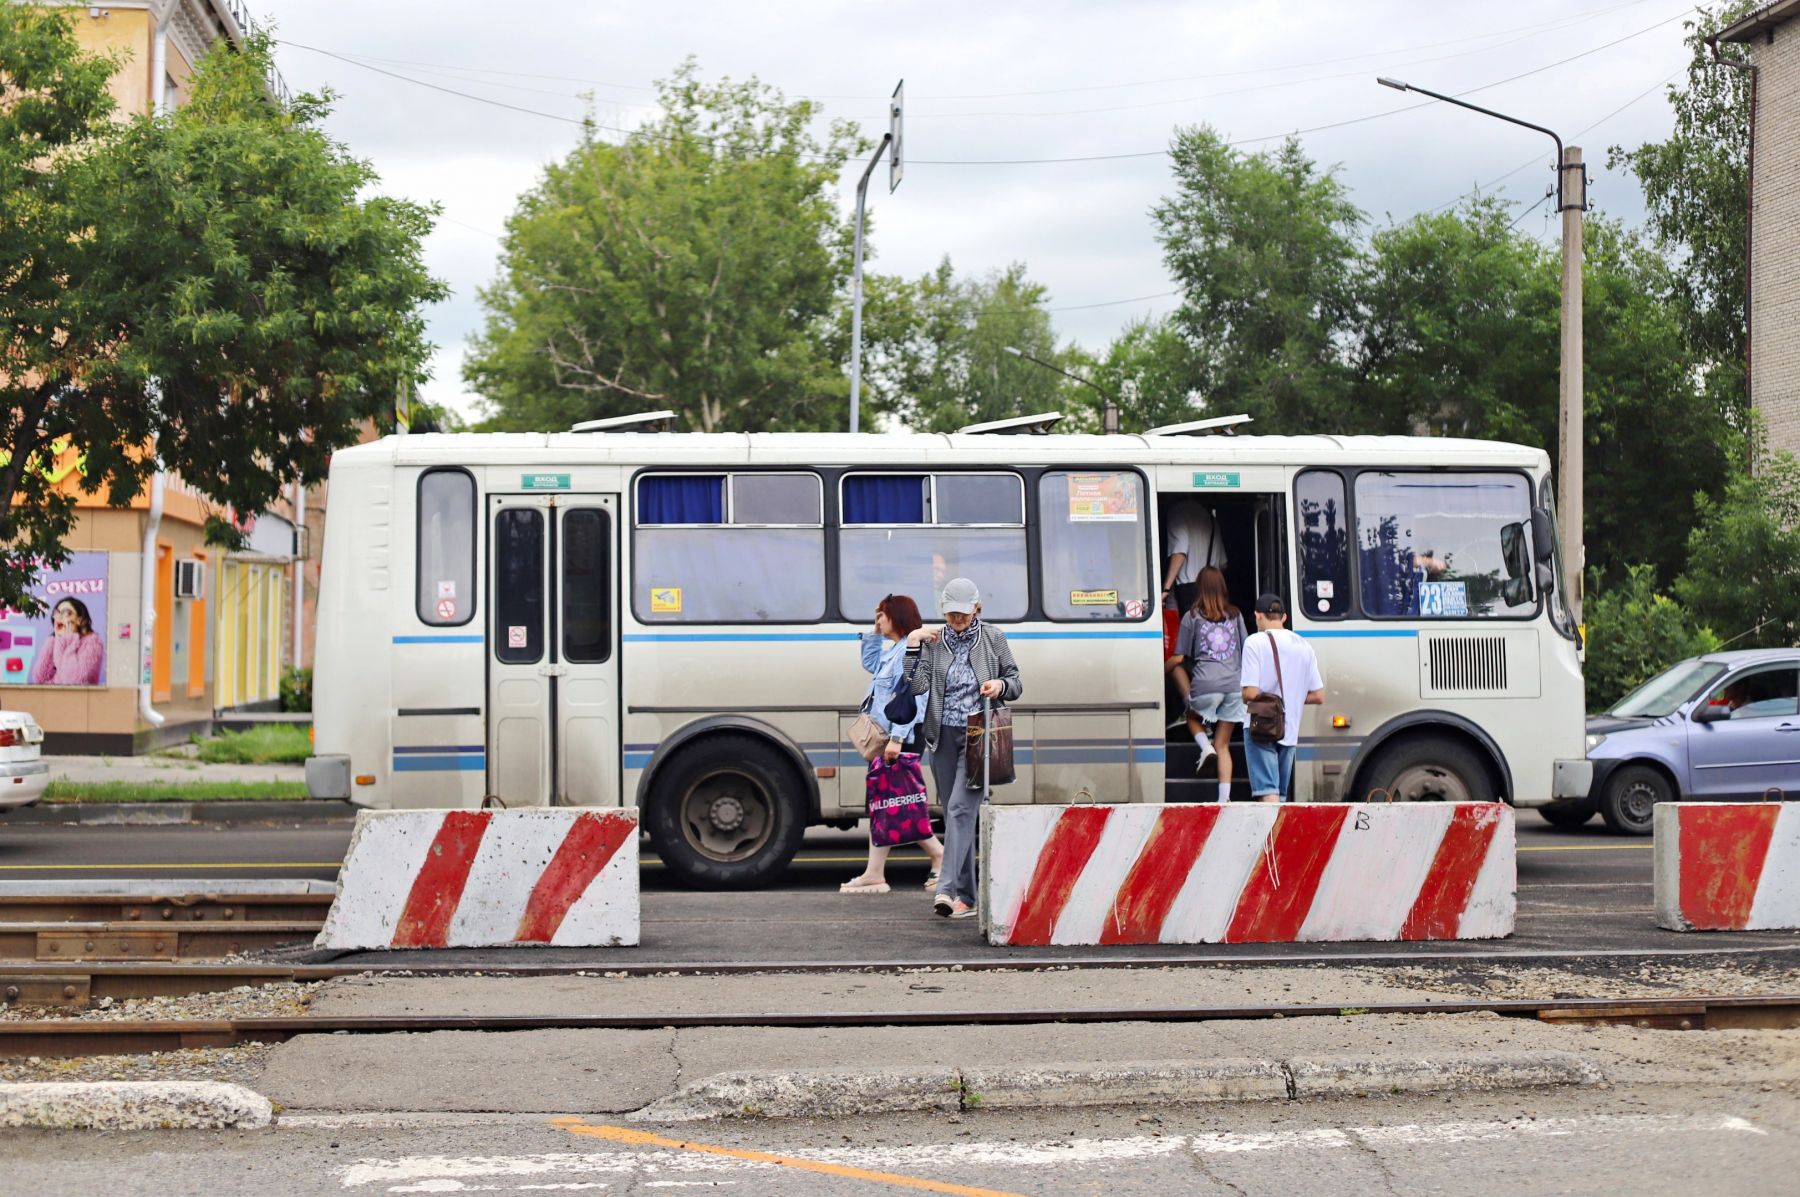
45, 780, 311, 804
191, 724, 313, 765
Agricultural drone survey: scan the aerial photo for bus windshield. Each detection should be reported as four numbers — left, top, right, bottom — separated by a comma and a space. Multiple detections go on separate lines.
1609, 659, 1727, 718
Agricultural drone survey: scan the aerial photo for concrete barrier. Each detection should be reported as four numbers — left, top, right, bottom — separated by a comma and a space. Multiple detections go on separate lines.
317, 808, 638, 950
980, 802, 1513, 946
1654, 802, 1800, 931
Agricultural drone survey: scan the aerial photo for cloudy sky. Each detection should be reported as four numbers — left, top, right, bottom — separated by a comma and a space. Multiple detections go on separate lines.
257, 0, 1707, 422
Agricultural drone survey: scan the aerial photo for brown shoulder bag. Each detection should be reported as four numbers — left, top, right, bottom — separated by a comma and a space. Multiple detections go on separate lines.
1245, 636, 1287, 745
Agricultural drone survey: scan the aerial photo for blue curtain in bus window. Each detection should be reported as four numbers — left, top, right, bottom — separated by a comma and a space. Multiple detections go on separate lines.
843, 475, 926, 524
640, 476, 723, 524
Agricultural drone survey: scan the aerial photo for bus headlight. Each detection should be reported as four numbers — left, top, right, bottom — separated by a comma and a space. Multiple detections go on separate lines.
1585, 733, 1607, 752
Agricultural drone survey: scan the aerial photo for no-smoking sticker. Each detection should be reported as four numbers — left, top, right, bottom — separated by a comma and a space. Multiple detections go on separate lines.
507, 625, 528, 649
436, 598, 456, 620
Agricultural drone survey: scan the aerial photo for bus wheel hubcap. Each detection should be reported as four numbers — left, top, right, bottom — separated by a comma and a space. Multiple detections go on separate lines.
681, 774, 773, 862
709, 795, 745, 832
1388, 764, 1472, 803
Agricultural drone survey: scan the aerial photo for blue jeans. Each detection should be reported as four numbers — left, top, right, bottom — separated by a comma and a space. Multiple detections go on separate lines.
1245, 740, 1296, 800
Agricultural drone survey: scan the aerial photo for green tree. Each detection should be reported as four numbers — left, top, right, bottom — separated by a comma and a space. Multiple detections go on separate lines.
1089, 315, 1202, 432
468, 63, 864, 434
1582, 564, 1720, 710
1675, 449, 1800, 648
0, 11, 443, 612
1152, 131, 1362, 431
1610, 1, 1755, 427
856, 258, 1074, 432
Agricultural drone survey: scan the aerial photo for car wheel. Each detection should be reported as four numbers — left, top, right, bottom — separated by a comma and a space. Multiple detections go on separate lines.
645, 734, 809, 889
1539, 801, 1595, 828
1599, 764, 1670, 835
1355, 736, 1499, 804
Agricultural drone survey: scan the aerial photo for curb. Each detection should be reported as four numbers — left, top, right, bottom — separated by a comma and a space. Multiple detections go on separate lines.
629, 1052, 1603, 1122
8, 800, 352, 827
0, 1081, 273, 1130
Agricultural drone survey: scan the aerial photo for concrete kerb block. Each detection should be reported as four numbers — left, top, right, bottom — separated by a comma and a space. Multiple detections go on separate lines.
1654, 802, 1800, 932
959, 1060, 1290, 1110
0, 1082, 273, 1130
317, 807, 639, 951
629, 1067, 963, 1122
1285, 1052, 1603, 1099
982, 802, 1514, 946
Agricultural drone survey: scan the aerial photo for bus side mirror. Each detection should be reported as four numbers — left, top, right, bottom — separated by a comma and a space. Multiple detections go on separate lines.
1530, 507, 1556, 564
1502, 576, 1532, 607
1500, 522, 1530, 583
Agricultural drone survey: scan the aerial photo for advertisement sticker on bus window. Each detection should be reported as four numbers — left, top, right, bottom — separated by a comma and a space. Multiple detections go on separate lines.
437, 580, 456, 600
507, 625, 528, 649
650, 587, 683, 613
1418, 581, 1469, 618
1066, 472, 1139, 522
1124, 599, 1147, 619
1069, 589, 1120, 606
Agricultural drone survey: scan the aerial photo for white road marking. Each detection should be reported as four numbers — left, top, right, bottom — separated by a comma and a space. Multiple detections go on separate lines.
337, 1114, 1767, 1189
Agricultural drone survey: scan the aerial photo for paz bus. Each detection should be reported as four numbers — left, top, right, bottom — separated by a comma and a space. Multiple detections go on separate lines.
305, 411, 1593, 887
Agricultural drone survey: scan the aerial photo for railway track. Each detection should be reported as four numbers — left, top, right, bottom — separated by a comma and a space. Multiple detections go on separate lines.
4, 995, 1799, 1059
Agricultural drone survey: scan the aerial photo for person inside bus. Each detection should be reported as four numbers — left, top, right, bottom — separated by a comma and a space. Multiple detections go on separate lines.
1240, 593, 1326, 803
840, 595, 946, 896
1160, 499, 1227, 707
906, 577, 1023, 920
1174, 567, 1247, 803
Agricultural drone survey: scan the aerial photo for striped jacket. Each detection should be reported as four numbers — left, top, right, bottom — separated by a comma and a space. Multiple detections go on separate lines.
906, 623, 1023, 751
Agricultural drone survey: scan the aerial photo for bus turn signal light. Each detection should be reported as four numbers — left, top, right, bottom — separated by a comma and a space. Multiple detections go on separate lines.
354, 774, 376, 786
1331, 715, 1351, 730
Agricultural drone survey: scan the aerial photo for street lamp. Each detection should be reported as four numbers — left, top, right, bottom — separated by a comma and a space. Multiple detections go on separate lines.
1003, 346, 1119, 433
1378, 76, 1586, 624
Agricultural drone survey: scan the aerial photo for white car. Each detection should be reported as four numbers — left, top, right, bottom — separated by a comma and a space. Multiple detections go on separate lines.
0, 711, 48, 810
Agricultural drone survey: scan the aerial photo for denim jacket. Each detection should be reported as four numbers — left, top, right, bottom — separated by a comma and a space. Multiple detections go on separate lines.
860, 632, 925, 744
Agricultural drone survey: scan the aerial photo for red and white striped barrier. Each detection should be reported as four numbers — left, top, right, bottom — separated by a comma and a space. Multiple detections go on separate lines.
980, 802, 1514, 946
1655, 803, 1800, 932
317, 808, 639, 950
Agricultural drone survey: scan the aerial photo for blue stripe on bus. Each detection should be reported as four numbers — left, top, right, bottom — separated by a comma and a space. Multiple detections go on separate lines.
393, 744, 483, 755
393, 634, 484, 645
622, 629, 1162, 643
622, 746, 1168, 770
392, 755, 486, 772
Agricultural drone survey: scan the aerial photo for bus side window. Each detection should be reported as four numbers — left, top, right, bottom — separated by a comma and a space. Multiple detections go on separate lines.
417, 469, 475, 626
634, 472, 826, 623
1296, 470, 1350, 619
1038, 471, 1149, 621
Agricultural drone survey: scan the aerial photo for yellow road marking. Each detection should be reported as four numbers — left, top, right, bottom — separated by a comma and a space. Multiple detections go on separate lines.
554, 1119, 1027, 1197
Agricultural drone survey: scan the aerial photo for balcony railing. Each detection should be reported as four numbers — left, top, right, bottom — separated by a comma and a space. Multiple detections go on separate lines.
216, 0, 291, 106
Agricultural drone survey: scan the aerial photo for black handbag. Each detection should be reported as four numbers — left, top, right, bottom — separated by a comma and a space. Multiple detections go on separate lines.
884, 654, 920, 726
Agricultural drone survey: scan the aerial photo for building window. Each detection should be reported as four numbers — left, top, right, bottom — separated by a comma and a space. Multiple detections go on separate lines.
416, 469, 475, 626
839, 472, 1028, 620
633, 473, 825, 623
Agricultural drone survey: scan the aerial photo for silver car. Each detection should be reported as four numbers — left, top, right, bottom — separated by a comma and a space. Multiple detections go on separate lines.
1542, 648, 1800, 835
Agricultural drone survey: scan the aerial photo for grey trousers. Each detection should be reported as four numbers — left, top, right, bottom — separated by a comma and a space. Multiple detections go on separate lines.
930, 725, 985, 905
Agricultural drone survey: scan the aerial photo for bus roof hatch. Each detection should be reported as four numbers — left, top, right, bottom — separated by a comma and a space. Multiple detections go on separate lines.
569, 411, 678, 433
958, 411, 1064, 436
1145, 414, 1253, 436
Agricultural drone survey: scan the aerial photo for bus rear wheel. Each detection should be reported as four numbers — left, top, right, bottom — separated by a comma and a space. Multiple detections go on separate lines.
1356, 736, 1498, 804
646, 734, 808, 890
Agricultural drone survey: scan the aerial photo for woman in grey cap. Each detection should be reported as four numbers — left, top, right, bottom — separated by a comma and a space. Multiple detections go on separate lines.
905, 577, 1023, 919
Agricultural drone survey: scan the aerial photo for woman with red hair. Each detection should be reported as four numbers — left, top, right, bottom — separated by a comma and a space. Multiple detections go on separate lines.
840, 594, 945, 894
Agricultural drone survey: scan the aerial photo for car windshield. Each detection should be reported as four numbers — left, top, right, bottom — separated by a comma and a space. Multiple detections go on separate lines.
1610, 659, 1728, 718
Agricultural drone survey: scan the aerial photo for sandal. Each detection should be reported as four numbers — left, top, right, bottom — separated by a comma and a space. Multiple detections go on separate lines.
839, 877, 890, 895
923, 870, 941, 891
949, 902, 977, 920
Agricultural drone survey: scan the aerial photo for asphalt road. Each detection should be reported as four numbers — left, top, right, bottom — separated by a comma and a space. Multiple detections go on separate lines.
5, 813, 1798, 965
5, 1083, 1797, 1196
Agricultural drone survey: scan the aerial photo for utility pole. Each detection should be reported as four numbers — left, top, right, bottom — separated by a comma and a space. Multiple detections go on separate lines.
849, 81, 904, 434
1559, 146, 1586, 626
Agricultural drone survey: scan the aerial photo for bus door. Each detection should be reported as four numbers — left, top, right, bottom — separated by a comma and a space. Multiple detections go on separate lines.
485, 494, 621, 807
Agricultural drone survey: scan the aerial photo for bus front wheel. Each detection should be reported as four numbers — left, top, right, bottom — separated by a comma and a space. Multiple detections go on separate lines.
646, 734, 809, 890
1356, 736, 1498, 804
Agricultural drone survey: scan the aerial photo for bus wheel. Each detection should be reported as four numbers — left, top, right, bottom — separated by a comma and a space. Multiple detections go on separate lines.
1357, 736, 1497, 804
1598, 764, 1668, 836
646, 734, 808, 890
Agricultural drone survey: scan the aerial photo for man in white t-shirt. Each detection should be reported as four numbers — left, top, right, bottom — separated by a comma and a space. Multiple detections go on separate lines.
1239, 593, 1326, 803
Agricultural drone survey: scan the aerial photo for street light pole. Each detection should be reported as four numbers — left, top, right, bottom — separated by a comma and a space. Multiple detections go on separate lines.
1004, 346, 1118, 432
1377, 77, 1585, 624
847, 132, 891, 436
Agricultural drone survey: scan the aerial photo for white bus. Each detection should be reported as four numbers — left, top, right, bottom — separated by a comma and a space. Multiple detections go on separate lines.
306, 416, 1593, 887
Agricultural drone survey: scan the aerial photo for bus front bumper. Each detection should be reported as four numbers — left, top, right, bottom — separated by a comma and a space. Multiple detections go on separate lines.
1551, 758, 1594, 801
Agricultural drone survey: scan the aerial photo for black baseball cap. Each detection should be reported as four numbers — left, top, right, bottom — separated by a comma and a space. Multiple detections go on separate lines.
1254, 592, 1287, 615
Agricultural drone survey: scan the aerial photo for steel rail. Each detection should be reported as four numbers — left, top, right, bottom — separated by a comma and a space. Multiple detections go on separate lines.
4, 995, 1800, 1059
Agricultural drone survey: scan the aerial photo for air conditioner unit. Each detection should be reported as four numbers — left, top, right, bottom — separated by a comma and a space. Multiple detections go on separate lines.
173, 559, 206, 599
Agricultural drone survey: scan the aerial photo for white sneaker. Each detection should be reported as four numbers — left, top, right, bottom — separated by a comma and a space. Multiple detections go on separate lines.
1196, 737, 1216, 774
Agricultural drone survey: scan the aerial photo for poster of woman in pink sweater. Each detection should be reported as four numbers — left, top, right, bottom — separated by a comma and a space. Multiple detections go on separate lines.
29, 597, 105, 686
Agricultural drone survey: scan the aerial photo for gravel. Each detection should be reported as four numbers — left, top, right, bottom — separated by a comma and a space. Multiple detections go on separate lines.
0, 1044, 277, 1086
0, 981, 321, 1024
